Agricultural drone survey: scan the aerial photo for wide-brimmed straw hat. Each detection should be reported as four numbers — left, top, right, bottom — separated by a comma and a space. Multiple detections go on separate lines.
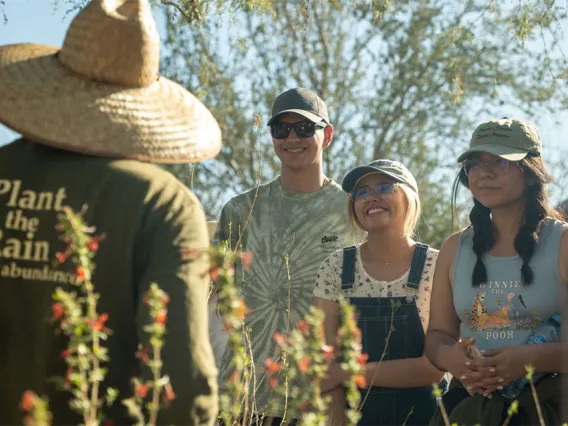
0, 0, 221, 164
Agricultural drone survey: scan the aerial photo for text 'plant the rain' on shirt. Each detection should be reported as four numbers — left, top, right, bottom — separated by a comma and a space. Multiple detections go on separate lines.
0, 178, 73, 282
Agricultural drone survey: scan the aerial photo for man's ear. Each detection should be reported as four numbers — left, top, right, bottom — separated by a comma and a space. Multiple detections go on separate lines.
323, 125, 334, 148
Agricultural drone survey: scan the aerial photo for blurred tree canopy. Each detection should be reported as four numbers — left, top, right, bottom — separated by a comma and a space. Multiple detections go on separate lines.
17, 0, 568, 246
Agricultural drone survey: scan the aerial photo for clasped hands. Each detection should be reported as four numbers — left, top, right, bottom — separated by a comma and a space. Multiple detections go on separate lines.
443, 338, 531, 397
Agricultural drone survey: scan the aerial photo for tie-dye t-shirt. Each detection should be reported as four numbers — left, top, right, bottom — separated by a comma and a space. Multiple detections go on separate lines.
213, 177, 361, 416
452, 219, 568, 351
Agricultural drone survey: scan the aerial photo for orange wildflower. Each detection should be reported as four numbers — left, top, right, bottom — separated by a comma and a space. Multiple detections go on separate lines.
52, 303, 65, 321
232, 299, 250, 320
135, 346, 150, 364
55, 252, 68, 264
268, 376, 278, 388
20, 391, 36, 411
89, 313, 109, 331
228, 369, 239, 384
264, 358, 282, 373
358, 353, 369, 365
76, 266, 86, 282
87, 239, 99, 252
321, 345, 334, 360
135, 383, 150, 398
354, 327, 362, 340
156, 310, 167, 325
296, 320, 309, 336
354, 374, 367, 388
209, 266, 220, 281
239, 251, 254, 269
161, 294, 170, 305
298, 357, 310, 373
273, 332, 289, 347
252, 114, 262, 127
223, 320, 233, 332
164, 382, 176, 401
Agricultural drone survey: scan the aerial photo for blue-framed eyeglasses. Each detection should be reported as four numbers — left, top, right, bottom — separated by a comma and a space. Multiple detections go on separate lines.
350, 182, 398, 201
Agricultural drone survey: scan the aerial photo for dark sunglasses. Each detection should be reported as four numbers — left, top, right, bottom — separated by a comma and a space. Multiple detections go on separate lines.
350, 182, 398, 201
270, 121, 325, 139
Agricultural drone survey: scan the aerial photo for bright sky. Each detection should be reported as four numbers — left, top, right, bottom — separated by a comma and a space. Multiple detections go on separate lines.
1, 0, 567, 201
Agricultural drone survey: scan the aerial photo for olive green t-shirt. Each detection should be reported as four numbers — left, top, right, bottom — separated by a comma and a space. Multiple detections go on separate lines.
213, 177, 360, 417
0, 139, 217, 425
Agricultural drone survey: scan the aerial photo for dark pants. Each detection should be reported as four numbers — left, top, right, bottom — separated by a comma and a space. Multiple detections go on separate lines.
349, 296, 437, 426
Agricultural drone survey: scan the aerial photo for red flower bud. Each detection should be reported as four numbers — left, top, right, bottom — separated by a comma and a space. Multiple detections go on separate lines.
135, 346, 150, 364
273, 332, 289, 347
239, 251, 254, 269
87, 239, 99, 252
296, 320, 309, 335
55, 252, 68, 264
52, 303, 65, 321
20, 391, 36, 411
358, 353, 369, 365
355, 374, 367, 388
209, 266, 220, 281
76, 266, 86, 282
264, 358, 282, 373
156, 310, 167, 325
298, 358, 310, 373
321, 345, 335, 360
89, 313, 109, 331
135, 383, 150, 399
164, 383, 176, 401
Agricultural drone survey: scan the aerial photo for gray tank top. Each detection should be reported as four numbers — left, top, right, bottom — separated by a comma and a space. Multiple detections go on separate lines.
453, 219, 567, 351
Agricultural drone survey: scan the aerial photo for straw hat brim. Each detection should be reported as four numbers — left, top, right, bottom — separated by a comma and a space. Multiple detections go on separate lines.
0, 43, 221, 164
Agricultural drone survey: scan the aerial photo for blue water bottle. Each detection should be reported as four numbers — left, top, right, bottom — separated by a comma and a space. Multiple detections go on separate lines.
500, 313, 561, 399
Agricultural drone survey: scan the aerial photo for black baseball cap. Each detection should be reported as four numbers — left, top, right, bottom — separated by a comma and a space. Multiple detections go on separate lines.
267, 88, 330, 126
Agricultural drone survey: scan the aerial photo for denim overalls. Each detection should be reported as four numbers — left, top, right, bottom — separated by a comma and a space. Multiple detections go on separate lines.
341, 243, 437, 426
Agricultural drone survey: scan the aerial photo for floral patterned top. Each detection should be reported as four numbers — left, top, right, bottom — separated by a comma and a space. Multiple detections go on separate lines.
313, 245, 439, 331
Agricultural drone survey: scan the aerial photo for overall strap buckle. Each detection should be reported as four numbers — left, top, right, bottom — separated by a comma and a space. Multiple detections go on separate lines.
407, 242, 429, 289
341, 246, 357, 290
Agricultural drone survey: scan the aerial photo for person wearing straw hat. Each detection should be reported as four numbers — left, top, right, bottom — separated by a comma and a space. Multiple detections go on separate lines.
0, 1, 219, 425
213, 88, 362, 424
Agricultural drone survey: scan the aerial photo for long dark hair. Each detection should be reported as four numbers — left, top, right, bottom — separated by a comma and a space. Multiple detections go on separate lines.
451, 154, 563, 287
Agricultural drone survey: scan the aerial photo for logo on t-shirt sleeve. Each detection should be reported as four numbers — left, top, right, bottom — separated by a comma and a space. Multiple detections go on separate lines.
320, 235, 341, 254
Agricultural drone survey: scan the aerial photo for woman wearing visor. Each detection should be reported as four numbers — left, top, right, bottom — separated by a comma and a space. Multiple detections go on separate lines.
313, 159, 444, 425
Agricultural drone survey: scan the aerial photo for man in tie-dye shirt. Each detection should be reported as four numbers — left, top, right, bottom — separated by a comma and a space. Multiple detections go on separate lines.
214, 88, 361, 424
